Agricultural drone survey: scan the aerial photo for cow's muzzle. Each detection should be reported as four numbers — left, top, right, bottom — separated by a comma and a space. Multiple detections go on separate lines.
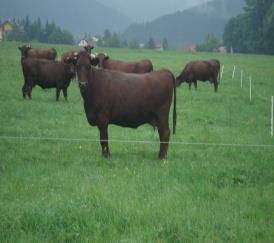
79, 81, 88, 89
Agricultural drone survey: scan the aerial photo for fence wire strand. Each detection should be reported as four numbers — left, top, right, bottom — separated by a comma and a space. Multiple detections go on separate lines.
0, 135, 273, 148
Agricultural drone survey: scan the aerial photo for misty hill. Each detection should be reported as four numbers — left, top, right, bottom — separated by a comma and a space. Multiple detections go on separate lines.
100, 0, 207, 22
121, 0, 246, 48
0, 0, 132, 38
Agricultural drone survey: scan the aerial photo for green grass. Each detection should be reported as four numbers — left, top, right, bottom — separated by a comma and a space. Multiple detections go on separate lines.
0, 41, 274, 242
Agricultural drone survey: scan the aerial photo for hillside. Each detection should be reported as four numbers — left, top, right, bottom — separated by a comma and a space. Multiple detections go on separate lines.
0, 0, 132, 38
121, 0, 246, 48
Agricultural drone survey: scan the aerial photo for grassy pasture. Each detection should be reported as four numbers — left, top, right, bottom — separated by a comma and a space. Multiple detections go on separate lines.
0, 41, 274, 242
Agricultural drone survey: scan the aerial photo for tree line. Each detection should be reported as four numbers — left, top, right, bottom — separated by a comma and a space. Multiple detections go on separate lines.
223, 0, 274, 55
4, 16, 74, 44
95, 29, 169, 50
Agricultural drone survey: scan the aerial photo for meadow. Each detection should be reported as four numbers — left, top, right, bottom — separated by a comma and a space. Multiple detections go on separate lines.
0, 41, 274, 242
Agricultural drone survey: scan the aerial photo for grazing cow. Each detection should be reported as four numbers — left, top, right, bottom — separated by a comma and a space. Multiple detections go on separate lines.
61, 45, 94, 62
20, 57, 75, 101
18, 45, 57, 60
69, 51, 176, 159
176, 59, 221, 92
94, 53, 153, 73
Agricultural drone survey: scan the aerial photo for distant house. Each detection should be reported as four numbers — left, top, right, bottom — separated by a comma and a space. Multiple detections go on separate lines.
0, 20, 13, 41
178, 44, 197, 53
155, 44, 164, 52
78, 39, 88, 47
218, 46, 227, 53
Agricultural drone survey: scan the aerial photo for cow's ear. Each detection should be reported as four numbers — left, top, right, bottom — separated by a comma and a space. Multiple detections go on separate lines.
90, 57, 99, 66
105, 55, 109, 60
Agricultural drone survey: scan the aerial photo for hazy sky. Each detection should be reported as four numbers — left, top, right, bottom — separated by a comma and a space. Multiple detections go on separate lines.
100, 0, 209, 22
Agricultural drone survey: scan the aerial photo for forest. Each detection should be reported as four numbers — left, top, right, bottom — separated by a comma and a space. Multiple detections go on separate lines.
223, 0, 274, 55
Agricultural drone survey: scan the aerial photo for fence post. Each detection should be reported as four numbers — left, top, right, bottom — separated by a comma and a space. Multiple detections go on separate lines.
271, 96, 274, 137
241, 70, 243, 88
220, 65, 224, 79
249, 76, 252, 102
232, 65, 236, 79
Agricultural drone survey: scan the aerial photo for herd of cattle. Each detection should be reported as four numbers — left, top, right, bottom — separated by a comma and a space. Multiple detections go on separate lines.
18, 44, 221, 159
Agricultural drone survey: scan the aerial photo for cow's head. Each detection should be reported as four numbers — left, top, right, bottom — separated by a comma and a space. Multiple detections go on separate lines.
63, 53, 78, 76
175, 69, 189, 87
18, 45, 31, 58
66, 51, 98, 90
94, 53, 109, 68
83, 44, 94, 54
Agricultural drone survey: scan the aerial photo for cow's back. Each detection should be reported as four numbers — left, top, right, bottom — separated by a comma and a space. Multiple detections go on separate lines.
28, 48, 57, 60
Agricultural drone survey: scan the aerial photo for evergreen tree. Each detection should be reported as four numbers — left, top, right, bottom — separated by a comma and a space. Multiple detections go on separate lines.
197, 33, 221, 52
223, 0, 274, 54
146, 37, 156, 49
129, 40, 139, 49
162, 38, 169, 50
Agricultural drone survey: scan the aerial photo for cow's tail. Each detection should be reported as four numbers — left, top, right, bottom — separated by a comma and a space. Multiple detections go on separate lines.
171, 72, 177, 135
218, 68, 221, 84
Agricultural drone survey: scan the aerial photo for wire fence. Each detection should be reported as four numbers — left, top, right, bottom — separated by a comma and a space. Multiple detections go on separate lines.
1, 135, 273, 148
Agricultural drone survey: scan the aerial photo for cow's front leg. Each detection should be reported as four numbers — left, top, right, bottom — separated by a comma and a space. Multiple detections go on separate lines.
62, 88, 68, 101
194, 80, 197, 90
27, 86, 32, 99
98, 124, 110, 158
157, 119, 170, 160
213, 79, 218, 92
188, 81, 192, 90
56, 88, 61, 101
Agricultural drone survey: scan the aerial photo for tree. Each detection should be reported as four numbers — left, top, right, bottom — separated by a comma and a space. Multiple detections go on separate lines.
129, 39, 139, 49
198, 33, 221, 52
223, 0, 274, 54
6, 17, 74, 44
146, 37, 156, 49
162, 38, 168, 50
110, 33, 120, 48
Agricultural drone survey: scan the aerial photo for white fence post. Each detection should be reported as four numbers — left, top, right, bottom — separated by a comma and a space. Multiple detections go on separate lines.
241, 70, 243, 88
220, 65, 224, 79
249, 76, 252, 102
271, 96, 274, 137
232, 65, 236, 79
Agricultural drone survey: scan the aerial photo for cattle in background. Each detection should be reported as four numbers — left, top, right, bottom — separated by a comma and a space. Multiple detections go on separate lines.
61, 44, 94, 62
94, 53, 153, 73
176, 59, 220, 92
20, 57, 75, 101
69, 51, 176, 159
18, 45, 57, 60
208, 59, 221, 83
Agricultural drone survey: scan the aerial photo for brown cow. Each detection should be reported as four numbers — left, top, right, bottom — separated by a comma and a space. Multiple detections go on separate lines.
69, 51, 176, 159
61, 45, 94, 62
18, 45, 57, 60
20, 57, 75, 101
94, 53, 153, 73
176, 59, 220, 92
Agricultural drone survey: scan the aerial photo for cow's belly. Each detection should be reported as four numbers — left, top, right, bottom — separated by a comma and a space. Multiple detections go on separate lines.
36, 78, 57, 89
110, 117, 147, 128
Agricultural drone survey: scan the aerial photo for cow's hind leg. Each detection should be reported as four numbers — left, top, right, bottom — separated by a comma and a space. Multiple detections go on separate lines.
22, 84, 27, 99
56, 88, 61, 101
157, 117, 170, 160
62, 88, 68, 101
27, 86, 32, 99
98, 123, 110, 158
